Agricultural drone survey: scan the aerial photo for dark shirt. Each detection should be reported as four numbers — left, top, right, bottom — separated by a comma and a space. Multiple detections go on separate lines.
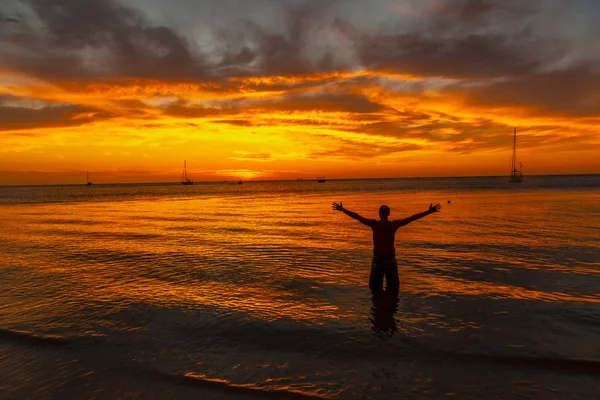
370, 220, 399, 257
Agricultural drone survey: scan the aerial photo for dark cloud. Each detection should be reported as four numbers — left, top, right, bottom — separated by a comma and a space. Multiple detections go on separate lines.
310, 137, 423, 160
0, 0, 207, 81
159, 91, 384, 122
1, 0, 594, 86
1, 0, 598, 149
213, 116, 347, 129
326, 0, 581, 81
334, 20, 550, 79
213, 119, 254, 127
440, 0, 496, 23
214, 2, 342, 77
0, 10, 20, 24
0, 102, 112, 131
109, 99, 149, 109
253, 91, 385, 113
448, 66, 600, 117
426, 0, 537, 31
224, 74, 382, 100
0, 0, 344, 82
161, 101, 235, 118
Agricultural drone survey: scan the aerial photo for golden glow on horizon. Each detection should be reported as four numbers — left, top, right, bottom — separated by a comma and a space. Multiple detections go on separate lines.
1, 66, 599, 184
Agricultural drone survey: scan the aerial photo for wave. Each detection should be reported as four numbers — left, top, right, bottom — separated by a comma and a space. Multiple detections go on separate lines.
184, 314, 600, 378
38, 219, 105, 226
421, 347, 600, 375
0, 328, 69, 347
33, 229, 163, 241
162, 372, 325, 399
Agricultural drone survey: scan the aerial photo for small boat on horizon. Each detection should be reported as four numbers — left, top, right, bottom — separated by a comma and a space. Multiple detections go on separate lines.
237, 180, 243, 185
86, 171, 92, 186
509, 128, 523, 183
317, 177, 326, 183
181, 160, 193, 185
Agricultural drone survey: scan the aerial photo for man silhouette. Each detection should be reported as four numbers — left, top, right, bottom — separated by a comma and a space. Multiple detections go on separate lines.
332, 202, 441, 293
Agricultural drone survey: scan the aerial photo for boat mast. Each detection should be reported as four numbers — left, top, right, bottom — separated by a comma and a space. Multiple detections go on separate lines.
512, 128, 517, 172
182, 160, 187, 182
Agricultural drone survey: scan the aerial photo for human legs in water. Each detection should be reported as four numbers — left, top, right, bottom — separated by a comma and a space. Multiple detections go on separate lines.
369, 255, 399, 293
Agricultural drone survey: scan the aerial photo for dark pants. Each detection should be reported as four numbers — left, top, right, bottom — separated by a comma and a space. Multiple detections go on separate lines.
369, 255, 399, 293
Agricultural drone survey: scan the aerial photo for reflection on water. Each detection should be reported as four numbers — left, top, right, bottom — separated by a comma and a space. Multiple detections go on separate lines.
0, 177, 599, 399
371, 290, 400, 336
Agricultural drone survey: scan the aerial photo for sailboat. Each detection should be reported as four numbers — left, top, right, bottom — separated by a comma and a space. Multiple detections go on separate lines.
317, 177, 326, 183
181, 160, 193, 185
86, 171, 92, 186
509, 128, 523, 183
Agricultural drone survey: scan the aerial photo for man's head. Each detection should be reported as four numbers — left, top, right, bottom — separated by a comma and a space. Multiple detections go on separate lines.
379, 205, 390, 219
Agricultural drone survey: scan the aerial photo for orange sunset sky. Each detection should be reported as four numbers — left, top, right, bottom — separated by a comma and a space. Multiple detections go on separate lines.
1, 0, 599, 184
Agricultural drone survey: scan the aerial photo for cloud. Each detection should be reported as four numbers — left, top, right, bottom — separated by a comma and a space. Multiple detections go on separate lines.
0, 10, 20, 24
0, 0, 208, 82
332, 20, 553, 80
213, 1, 347, 77
425, 0, 538, 30
161, 102, 231, 118
155, 90, 386, 128
0, 0, 598, 178
309, 137, 424, 160
1, 0, 595, 85
250, 91, 385, 114
230, 151, 273, 162
446, 66, 600, 117
0, 95, 112, 131
0, 0, 351, 82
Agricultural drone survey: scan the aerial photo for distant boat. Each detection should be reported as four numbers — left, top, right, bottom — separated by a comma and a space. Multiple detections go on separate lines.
181, 160, 193, 185
317, 177, 326, 183
86, 171, 92, 186
509, 128, 523, 183
237, 180, 243, 185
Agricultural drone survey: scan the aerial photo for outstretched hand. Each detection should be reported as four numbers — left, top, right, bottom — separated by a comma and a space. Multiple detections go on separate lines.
429, 203, 441, 213
332, 201, 344, 211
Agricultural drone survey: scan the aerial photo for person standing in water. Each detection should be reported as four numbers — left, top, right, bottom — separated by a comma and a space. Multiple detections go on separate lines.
332, 202, 441, 293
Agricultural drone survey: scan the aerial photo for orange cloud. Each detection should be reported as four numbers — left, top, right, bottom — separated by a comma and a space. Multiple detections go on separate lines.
0, 0, 598, 184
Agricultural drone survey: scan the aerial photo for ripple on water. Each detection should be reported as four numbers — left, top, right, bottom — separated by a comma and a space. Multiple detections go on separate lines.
1, 182, 599, 399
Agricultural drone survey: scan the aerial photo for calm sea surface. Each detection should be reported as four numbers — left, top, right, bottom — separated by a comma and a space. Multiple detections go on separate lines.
1, 176, 599, 399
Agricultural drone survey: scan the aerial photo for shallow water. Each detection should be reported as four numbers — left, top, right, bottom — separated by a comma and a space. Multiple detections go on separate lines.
1, 176, 599, 399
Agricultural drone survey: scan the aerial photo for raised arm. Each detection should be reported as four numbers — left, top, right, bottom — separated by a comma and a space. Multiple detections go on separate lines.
394, 203, 441, 228
332, 202, 375, 227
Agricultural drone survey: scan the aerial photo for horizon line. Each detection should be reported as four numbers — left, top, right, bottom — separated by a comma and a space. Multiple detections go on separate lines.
1, 173, 599, 188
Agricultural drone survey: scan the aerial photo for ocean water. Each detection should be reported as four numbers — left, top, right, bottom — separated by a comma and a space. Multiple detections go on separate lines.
0, 176, 599, 399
